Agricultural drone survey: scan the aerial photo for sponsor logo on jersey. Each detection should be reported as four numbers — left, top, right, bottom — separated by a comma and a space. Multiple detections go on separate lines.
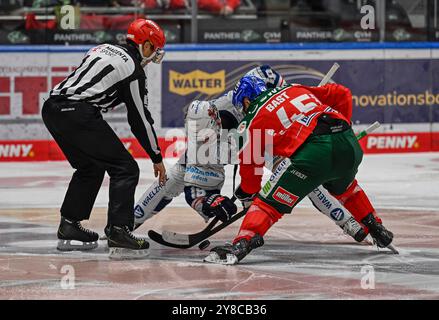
99, 45, 129, 63
169, 70, 225, 96
291, 169, 307, 180
366, 135, 418, 150
297, 112, 319, 127
134, 205, 145, 219
189, 174, 209, 183
186, 166, 221, 184
185, 166, 220, 178
330, 208, 345, 221
272, 187, 299, 207
324, 106, 338, 113
141, 185, 163, 207
0, 143, 34, 158
262, 181, 272, 195
269, 158, 289, 183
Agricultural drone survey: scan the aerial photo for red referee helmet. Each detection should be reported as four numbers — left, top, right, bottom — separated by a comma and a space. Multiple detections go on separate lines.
127, 19, 166, 49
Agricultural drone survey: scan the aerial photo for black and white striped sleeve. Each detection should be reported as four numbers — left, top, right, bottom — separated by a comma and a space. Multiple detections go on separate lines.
121, 77, 162, 163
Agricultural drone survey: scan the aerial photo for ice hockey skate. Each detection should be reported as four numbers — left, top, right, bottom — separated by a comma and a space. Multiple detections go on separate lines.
361, 213, 398, 253
341, 217, 368, 243
204, 234, 264, 265
57, 217, 99, 251
107, 225, 150, 260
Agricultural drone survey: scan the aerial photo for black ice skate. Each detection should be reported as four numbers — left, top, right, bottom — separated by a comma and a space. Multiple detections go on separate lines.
204, 234, 264, 265
341, 217, 368, 243
99, 225, 111, 241
361, 213, 394, 248
133, 222, 142, 231
100, 223, 142, 241
107, 225, 149, 260
57, 217, 99, 251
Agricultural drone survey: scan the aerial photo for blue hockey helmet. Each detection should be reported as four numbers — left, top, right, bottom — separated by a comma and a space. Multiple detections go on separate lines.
232, 76, 267, 112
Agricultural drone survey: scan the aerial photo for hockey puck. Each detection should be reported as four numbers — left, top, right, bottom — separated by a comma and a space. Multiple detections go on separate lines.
198, 240, 210, 250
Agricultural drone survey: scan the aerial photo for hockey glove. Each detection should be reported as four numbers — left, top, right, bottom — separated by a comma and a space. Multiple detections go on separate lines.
202, 194, 237, 223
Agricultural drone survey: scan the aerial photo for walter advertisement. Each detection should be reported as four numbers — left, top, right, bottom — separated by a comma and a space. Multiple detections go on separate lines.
162, 57, 439, 154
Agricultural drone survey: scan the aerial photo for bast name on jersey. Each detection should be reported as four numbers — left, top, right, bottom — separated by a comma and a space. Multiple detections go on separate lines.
169, 69, 225, 96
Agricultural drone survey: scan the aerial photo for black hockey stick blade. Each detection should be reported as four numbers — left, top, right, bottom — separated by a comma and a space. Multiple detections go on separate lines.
148, 216, 220, 249
148, 207, 248, 249
148, 229, 193, 249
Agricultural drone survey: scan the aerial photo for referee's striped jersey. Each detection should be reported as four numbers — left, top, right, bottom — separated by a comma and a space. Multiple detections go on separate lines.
50, 43, 162, 163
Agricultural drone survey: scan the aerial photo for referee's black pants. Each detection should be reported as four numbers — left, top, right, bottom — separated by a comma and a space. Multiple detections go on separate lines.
42, 97, 139, 228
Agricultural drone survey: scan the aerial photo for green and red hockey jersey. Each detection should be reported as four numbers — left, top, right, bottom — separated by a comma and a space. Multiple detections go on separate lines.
236, 83, 353, 194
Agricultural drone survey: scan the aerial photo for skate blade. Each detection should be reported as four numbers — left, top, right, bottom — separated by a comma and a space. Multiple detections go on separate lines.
108, 247, 149, 260
364, 234, 374, 245
57, 240, 98, 251
203, 252, 238, 265
373, 242, 399, 255
387, 244, 399, 254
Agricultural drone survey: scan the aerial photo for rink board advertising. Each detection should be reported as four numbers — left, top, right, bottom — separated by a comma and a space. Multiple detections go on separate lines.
0, 45, 438, 161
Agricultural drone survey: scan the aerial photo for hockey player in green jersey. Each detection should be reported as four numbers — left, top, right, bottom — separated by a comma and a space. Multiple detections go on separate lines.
204, 76, 394, 265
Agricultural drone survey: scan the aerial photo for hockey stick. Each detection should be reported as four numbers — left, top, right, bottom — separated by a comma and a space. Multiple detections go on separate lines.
148, 164, 242, 248
152, 63, 399, 253
318, 62, 340, 87
148, 64, 394, 251
149, 122, 382, 250
357, 121, 380, 139
149, 207, 248, 249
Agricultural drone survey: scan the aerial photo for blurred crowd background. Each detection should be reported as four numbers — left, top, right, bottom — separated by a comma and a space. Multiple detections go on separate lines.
0, 0, 437, 44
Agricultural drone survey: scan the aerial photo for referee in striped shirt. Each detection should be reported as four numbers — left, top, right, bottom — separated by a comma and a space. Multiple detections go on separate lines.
42, 19, 166, 258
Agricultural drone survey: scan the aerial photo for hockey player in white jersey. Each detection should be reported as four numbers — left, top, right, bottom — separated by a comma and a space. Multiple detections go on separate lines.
133, 65, 284, 228
134, 65, 367, 242
134, 94, 240, 227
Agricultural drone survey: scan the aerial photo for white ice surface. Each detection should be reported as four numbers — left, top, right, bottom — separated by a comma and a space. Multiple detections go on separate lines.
0, 152, 438, 211
1, 153, 439, 300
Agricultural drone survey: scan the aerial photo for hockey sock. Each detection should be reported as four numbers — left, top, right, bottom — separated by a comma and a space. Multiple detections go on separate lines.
331, 179, 382, 227
233, 198, 283, 244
